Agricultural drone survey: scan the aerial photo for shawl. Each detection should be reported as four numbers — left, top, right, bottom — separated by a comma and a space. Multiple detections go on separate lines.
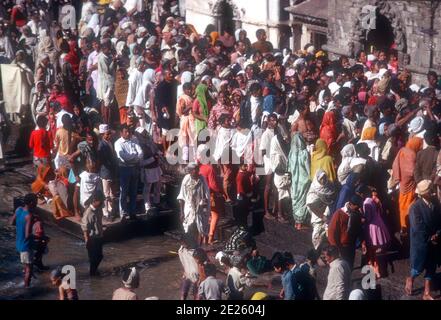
133, 68, 155, 108
288, 133, 311, 223
311, 139, 337, 182
392, 137, 423, 194
64, 41, 80, 76
337, 144, 356, 184
319, 111, 337, 149
306, 169, 337, 217
194, 84, 209, 135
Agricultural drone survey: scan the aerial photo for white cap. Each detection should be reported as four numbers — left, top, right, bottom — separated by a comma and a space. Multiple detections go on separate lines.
99, 124, 110, 134
378, 68, 388, 78
326, 70, 334, 77
409, 84, 420, 93
343, 81, 352, 89
135, 126, 146, 134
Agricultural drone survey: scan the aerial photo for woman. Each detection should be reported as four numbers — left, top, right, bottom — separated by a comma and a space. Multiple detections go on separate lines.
193, 83, 210, 138
319, 111, 338, 155
310, 139, 337, 182
363, 189, 390, 278
208, 91, 232, 134
177, 163, 210, 245
288, 133, 311, 230
30, 81, 49, 124
392, 136, 423, 235
359, 127, 380, 162
337, 144, 356, 184
306, 169, 337, 250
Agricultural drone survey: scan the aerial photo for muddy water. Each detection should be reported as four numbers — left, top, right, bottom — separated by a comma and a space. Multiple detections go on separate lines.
0, 217, 184, 300
0, 164, 185, 300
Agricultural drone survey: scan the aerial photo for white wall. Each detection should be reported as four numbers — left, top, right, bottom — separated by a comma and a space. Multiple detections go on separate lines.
185, 0, 282, 48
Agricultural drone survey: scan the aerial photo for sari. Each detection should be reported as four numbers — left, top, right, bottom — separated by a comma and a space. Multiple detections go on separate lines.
48, 167, 74, 220
392, 137, 423, 229
288, 133, 311, 224
319, 111, 337, 149
194, 84, 209, 136
335, 172, 360, 210
31, 164, 55, 197
311, 139, 337, 182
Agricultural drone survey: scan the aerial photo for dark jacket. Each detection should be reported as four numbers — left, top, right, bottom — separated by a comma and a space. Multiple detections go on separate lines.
409, 198, 441, 272
97, 139, 118, 180
414, 146, 438, 183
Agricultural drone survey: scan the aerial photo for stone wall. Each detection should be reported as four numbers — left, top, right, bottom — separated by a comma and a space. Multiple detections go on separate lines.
324, 0, 441, 86
185, 0, 286, 48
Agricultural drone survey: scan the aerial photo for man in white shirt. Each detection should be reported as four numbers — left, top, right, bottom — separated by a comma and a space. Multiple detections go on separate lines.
323, 246, 352, 300
114, 124, 143, 220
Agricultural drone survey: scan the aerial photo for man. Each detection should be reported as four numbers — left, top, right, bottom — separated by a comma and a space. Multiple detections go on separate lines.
251, 29, 273, 55
154, 68, 178, 152
415, 131, 438, 184
114, 124, 143, 220
177, 163, 210, 245
97, 38, 116, 124
405, 180, 441, 300
427, 71, 441, 97
230, 40, 246, 64
322, 246, 352, 300
81, 190, 105, 276
10, 193, 38, 288
97, 124, 118, 220
260, 114, 277, 219
328, 194, 364, 269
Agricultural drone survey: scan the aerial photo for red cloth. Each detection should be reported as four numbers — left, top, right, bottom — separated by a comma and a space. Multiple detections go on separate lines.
11, 7, 27, 28
328, 209, 351, 247
199, 164, 222, 193
65, 41, 80, 76
319, 111, 337, 149
236, 170, 253, 197
49, 93, 73, 114
29, 129, 52, 159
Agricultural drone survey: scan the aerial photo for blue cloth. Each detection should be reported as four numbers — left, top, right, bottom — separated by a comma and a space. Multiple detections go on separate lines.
281, 270, 295, 300
263, 95, 276, 115
409, 198, 441, 278
119, 166, 139, 216
335, 172, 360, 212
15, 207, 32, 252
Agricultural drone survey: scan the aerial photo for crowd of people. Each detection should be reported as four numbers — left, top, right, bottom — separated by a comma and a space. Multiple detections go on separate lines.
2, 0, 441, 300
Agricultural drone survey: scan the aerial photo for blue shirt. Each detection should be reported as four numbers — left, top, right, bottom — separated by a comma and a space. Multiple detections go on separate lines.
15, 207, 32, 252
281, 270, 295, 300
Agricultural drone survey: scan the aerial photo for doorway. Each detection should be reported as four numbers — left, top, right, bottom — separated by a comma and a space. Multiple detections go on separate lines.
363, 11, 395, 53
218, 0, 235, 34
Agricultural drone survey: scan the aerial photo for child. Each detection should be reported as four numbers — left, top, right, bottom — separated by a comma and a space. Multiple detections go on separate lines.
112, 267, 140, 300
235, 162, 253, 228
197, 263, 227, 300
50, 267, 79, 300
29, 115, 52, 167
226, 255, 251, 300
32, 212, 50, 271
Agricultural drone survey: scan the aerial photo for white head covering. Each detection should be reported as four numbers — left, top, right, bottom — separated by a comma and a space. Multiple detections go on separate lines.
122, 267, 140, 289
408, 116, 425, 134
234, 28, 246, 41
409, 84, 420, 93
367, 54, 376, 62
328, 82, 341, 96
349, 289, 366, 300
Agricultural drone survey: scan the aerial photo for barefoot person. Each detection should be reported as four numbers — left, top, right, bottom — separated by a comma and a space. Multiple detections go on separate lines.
405, 180, 441, 300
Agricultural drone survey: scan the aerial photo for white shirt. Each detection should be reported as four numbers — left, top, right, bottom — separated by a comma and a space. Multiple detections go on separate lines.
79, 171, 102, 207
114, 137, 143, 166
56, 110, 73, 129
259, 128, 275, 174
323, 258, 352, 300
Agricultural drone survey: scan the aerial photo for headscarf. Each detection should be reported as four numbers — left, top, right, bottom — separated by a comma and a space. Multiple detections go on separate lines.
309, 169, 336, 206
235, 28, 246, 41
337, 144, 356, 184
288, 133, 311, 224
319, 111, 337, 149
311, 139, 337, 182
392, 137, 423, 194
194, 84, 209, 135
64, 41, 80, 75
177, 71, 193, 97
361, 127, 376, 141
